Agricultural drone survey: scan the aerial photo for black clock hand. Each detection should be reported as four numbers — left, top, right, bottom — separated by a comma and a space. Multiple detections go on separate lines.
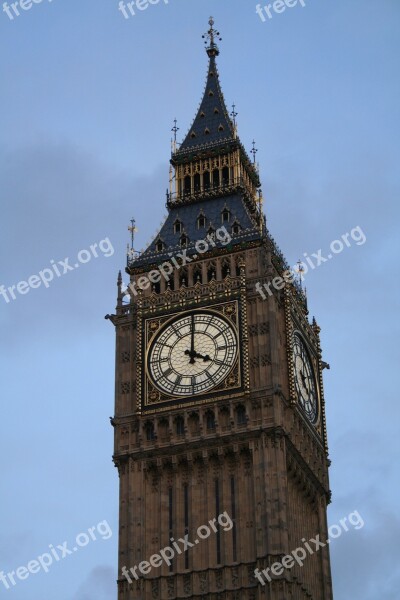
300, 370, 309, 393
193, 352, 211, 362
184, 314, 196, 364
191, 314, 195, 355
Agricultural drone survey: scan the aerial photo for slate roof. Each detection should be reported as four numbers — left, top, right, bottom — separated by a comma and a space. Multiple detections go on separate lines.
130, 194, 262, 270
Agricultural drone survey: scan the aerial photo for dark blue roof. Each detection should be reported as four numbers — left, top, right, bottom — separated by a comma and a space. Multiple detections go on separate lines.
131, 194, 262, 269
176, 55, 235, 155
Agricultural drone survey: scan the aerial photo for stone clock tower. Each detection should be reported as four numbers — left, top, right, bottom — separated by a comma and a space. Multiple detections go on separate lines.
108, 18, 333, 600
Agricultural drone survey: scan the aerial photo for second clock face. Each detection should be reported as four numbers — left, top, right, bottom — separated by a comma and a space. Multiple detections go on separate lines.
148, 311, 238, 396
293, 333, 318, 423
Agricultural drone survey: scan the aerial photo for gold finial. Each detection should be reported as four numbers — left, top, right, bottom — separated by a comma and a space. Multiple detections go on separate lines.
127, 218, 140, 262
296, 259, 305, 289
202, 16, 222, 57
171, 118, 179, 153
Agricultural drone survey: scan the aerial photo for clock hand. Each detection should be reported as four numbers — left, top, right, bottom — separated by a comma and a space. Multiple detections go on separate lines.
190, 314, 195, 354
184, 348, 197, 364
300, 370, 309, 393
184, 315, 196, 364
193, 352, 211, 362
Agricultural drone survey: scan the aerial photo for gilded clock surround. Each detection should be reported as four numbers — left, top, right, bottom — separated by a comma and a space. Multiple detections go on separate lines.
143, 300, 243, 409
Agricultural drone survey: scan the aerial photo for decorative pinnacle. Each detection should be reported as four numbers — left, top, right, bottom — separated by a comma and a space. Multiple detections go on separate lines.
171, 118, 179, 143
127, 218, 141, 262
251, 140, 258, 164
230, 103, 238, 127
202, 17, 222, 57
128, 218, 137, 251
171, 118, 179, 153
296, 259, 305, 289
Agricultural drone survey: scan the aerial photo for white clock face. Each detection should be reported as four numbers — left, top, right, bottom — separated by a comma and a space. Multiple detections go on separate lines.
293, 333, 318, 423
148, 311, 238, 396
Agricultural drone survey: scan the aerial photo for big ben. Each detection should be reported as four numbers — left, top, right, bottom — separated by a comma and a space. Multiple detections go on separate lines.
108, 17, 333, 600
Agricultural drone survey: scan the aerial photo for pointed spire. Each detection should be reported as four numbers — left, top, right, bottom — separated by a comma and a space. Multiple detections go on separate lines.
175, 18, 235, 155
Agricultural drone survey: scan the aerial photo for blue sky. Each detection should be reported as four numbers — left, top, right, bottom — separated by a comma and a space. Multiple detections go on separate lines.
0, 0, 399, 598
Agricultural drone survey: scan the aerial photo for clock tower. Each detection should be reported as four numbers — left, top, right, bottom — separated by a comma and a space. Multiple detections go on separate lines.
109, 18, 333, 600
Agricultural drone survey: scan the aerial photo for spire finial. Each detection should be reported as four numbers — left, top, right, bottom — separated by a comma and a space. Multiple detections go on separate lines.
127, 218, 140, 263
251, 140, 258, 164
202, 16, 222, 57
128, 218, 136, 251
296, 259, 305, 289
171, 118, 179, 153
231, 103, 238, 127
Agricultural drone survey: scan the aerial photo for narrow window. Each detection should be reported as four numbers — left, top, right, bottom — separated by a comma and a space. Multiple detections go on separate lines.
146, 422, 155, 441
197, 214, 206, 229
215, 479, 221, 564
204, 171, 211, 191
176, 416, 184, 436
174, 220, 182, 234
237, 405, 246, 426
213, 169, 220, 189
193, 268, 202, 284
231, 476, 237, 562
222, 208, 230, 223
184, 176, 191, 195
179, 269, 188, 287
184, 484, 189, 569
169, 487, 174, 572
206, 411, 215, 430
194, 173, 201, 192
232, 222, 240, 235
222, 166, 229, 186
222, 261, 230, 279
207, 265, 215, 282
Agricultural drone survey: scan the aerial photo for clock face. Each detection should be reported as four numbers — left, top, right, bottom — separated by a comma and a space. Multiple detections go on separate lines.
148, 311, 238, 396
293, 333, 318, 423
